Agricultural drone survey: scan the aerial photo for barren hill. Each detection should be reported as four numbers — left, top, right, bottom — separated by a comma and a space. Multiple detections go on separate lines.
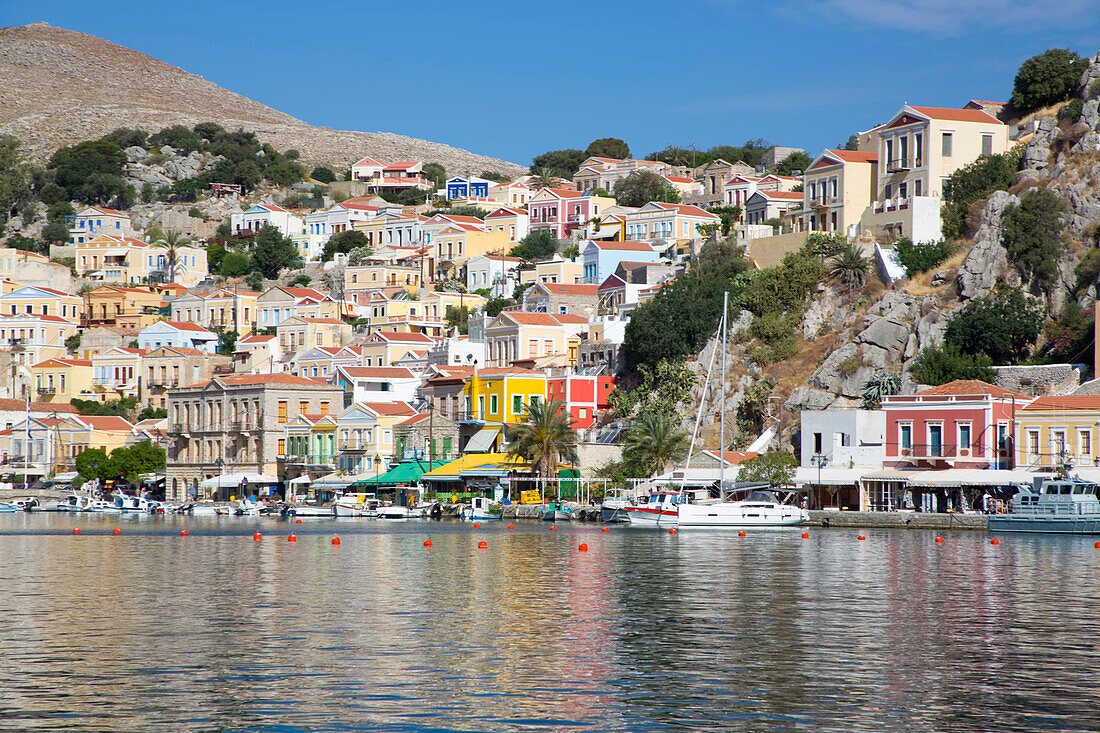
0, 22, 523, 176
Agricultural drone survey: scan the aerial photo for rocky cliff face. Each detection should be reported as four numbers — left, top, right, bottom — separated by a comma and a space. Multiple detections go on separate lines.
0, 22, 523, 175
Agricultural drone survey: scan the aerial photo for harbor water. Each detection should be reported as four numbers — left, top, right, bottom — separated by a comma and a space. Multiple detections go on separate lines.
1, 513, 1099, 732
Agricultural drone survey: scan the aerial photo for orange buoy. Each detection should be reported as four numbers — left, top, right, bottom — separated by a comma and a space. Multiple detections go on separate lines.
858, 534, 866, 541
72, 528, 80, 534
801, 532, 809, 539
991, 538, 1000, 545
424, 539, 432, 547
1095, 541, 1100, 549
669, 528, 677, 535
474, 522, 481, 528
578, 543, 588, 552
507, 524, 515, 529
112, 528, 121, 535
477, 540, 488, 549
935, 536, 944, 543
331, 537, 340, 546
738, 530, 746, 537
253, 532, 262, 541
602, 527, 609, 532
288, 534, 297, 542
295, 518, 302, 524
181, 530, 189, 536
550, 525, 557, 530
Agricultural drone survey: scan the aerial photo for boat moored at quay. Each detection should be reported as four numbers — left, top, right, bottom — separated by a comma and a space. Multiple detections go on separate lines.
988, 477, 1100, 534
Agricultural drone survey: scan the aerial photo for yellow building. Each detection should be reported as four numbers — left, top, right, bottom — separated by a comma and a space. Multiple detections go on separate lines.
31, 358, 95, 404
798, 149, 879, 235
346, 264, 423, 296
82, 285, 165, 333
432, 226, 510, 281
483, 311, 587, 367
75, 235, 208, 287
90, 347, 145, 402
0, 285, 83, 321
170, 287, 261, 336
360, 330, 435, 366
277, 316, 354, 351
1015, 396, 1100, 470
463, 367, 548, 427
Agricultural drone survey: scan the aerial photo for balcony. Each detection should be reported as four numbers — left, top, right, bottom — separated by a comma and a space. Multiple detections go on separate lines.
886, 156, 921, 174
37, 386, 56, 395
894, 443, 964, 462
453, 410, 484, 423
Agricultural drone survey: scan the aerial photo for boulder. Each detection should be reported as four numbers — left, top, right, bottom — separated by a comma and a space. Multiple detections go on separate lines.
858, 317, 910, 354
1071, 130, 1100, 155
1021, 116, 1056, 172
801, 286, 844, 340
124, 145, 148, 163
1081, 99, 1100, 129
955, 190, 1015, 300
784, 386, 835, 412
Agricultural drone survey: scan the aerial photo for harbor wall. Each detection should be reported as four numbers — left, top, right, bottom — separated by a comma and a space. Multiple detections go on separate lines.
808, 510, 987, 530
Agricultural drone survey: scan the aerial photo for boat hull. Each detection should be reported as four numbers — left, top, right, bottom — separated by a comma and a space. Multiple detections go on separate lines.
677, 503, 808, 528
988, 516, 1100, 534
622, 506, 678, 526
600, 504, 631, 523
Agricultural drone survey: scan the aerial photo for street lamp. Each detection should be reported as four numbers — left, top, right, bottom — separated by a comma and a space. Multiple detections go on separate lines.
811, 453, 827, 510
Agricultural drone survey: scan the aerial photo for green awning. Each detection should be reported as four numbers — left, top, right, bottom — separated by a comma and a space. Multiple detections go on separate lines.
351, 460, 449, 487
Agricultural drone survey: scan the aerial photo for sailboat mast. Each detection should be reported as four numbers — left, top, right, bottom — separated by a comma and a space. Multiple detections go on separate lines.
719, 291, 728, 499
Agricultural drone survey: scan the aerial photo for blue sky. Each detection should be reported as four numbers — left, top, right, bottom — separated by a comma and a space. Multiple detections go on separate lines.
7, 1, 1100, 167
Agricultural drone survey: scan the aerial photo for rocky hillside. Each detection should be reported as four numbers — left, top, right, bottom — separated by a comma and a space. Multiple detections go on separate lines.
0, 22, 523, 175
680, 50, 1100, 454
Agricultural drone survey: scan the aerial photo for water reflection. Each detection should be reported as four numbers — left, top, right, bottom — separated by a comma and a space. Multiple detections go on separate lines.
0, 516, 1098, 731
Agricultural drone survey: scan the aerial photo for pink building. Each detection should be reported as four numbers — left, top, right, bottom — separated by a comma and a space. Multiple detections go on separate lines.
528, 188, 612, 239
881, 380, 1030, 471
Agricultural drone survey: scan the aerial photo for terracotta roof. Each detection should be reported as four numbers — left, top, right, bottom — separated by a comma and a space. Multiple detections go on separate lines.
536, 284, 598, 296
385, 161, 421, 170
485, 207, 526, 218
0, 398, 78, 413
369, 332, 435, 343
300, 317, 346, 325
664, 175, 697, 184
709, 450, 760, 465
78, 415, 134, 431
0, 313, 77, 324
340, 367, 417, 379
473, 367, 547, 377
396, 413, 431, 426
279, 287, 329, 300
32, 358, 91, 368
1021, 396, 1100, 411
827, 149, 878, 163
361, 401, 418, 416
911, 380, 1029, 399
162, 321, 214, 333
908, 106, 1001, 124
239, 334, 276, 343
592, 241, 655, 251
149, 346, 207, 356
191, 373, 332, 389
258, 204, 290, 213
969, 99, 1005, 106
501, 312, 564, 327
650, 202, 720, 218
353, 156, 385, 168
755, 191, 803, 200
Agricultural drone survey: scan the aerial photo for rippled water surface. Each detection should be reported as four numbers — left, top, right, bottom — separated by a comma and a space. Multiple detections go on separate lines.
1, 514, 1099, 732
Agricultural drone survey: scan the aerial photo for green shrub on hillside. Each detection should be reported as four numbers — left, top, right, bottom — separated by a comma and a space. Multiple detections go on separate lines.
909, 344, 996, 386
944, 288, 1044, 364
1002, 187, 1066, 286
941, 148, 1021, 239
895, 237, 956, 274
1010, 49, 1088, 114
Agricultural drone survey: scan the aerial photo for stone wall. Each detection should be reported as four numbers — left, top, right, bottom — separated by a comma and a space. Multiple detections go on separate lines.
992, 364, 1082, 396
576, 442, 622, 477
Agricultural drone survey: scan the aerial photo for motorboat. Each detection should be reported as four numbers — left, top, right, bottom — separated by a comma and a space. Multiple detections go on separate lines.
333, 493, 381, 517
677, 489, 809, 528
600, 488, 634, 523
0, 502, 18, 513
540, 501, 572, 522
100, 493, 164, 514
178, 501, 231, 516
622, 490, 686, 527
56, 494, 112, 512
281, 504, 334, 518
379, 504, 413, 520
988, 477, 1100, 534
8, 497, 40, 512
463, 496, 502, 521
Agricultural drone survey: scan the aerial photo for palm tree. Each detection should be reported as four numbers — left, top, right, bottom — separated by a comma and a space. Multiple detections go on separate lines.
150, 228, 191, 284
506, 398, 578, 478
829, 243, 871, 295
623, 412, 690, 477
528, 168, 561, 191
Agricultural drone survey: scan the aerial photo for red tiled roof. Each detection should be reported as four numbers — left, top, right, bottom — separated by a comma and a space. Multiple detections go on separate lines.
827, 149, 878, 163
369, 332, 435, 343
301, 317, 345, 325
361, 401, 418, 416
1021, 396, 1100, 411
473, 367, 547, 377
32, 358, 91, 368
908, 106, 1001, 124
385, 161, 421, 170
650, 202, 720, 218
396, 413, 431, 426
259, 204, 290, 213
239, 334, 275, 343
162, 320, 214, 333
757, 191, 803, 200
710, 450, 760, 465
280, 287, 329, 300
78, 415, 134, 431
593, 241, 655, 251
911, 380, 1028, 399
536, 284, 598, 295
0, 398, 78, 413
190, 373, 334, 389
353, 156, 385, 168
340, 367, 417, 379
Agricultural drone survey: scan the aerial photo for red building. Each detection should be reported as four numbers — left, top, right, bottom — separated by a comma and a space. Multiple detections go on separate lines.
547, 375, 616, 428
882, 380, 1031, 470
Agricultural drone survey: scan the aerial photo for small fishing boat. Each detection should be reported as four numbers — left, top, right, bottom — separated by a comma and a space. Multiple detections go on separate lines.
177, 501, 231, 516
988, 477, 1100, 534
622, 490, 686, 526
463, 496, 502, 521
100, 493, 163, 514
540, 501, 572, 522
56, 494, 105, 512
9, 497, 40, 512
281, 503, 334, 518
600, 488, 634, 523
333, 493, 381, 517
378, 504, 413, 520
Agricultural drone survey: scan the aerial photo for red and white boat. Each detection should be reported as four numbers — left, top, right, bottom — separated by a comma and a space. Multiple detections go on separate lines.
622, 490, 687, 527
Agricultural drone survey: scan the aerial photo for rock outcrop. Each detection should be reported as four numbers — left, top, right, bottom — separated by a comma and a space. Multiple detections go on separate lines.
955, 190, 1016, 301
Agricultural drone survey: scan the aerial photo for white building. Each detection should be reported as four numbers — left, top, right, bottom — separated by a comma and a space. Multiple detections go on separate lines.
465, 254, 523, 297
230, 204, 305, 238
334, 366, 419, 404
